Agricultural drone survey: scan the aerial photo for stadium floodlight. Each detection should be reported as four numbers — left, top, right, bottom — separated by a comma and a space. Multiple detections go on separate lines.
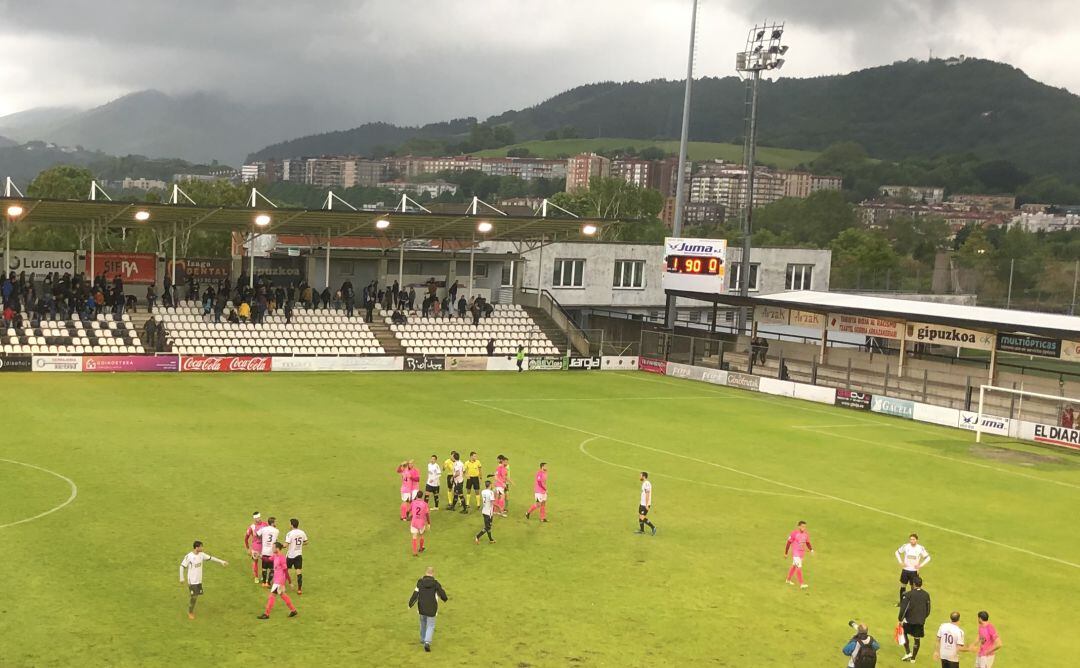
734, 21, 788, 333
477, 221, 493, 233
134, 210, 151, 222
5, 204, 24, 218
254, 214, 271, 227
375, 219, 391, 230
581, 223, 598, 236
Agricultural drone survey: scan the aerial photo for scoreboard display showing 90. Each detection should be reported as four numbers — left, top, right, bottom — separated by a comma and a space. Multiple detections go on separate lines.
661, 237, 728, 293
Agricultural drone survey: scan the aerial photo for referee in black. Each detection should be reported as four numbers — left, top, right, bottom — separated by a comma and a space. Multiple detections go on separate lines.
898, 575, 931, 662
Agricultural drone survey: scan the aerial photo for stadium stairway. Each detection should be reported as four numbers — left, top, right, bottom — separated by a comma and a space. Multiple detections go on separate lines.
367, 321, 406, 356
523, 306, 571, 356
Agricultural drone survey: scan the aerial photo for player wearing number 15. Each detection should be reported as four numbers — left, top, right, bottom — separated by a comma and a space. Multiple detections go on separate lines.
635, 472, 656, 536
179, 540, 228, 620
284, 518, 308, 595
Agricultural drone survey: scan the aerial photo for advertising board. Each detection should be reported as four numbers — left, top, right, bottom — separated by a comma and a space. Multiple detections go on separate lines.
0, 355, 32, 372
87, 252, 157, 284
81, 355, 179, 372
638, 357, 668, 375
828, 313, 901, 339
566, 356, 601, 370
958, 410, 1011, 437
404, 355, 445, 371
4, 251, 76, 274
446, 356, 488, 371
835, 389, 872, 410
995, 333, 1061, 358
870, 395, 915, 419
906, 322, 994, 350
32, 355, 83, 372
726, 372, 761, 392
181, 356, 271, 372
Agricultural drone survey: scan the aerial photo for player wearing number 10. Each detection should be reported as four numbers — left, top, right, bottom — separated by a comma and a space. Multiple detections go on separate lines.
934, 611, 965, 668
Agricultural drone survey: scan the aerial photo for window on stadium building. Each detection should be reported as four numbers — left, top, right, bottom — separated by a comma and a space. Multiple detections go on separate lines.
612, 259, 644, 289
553, 259, 585, 288
728, 262, 759, 292
785, 264, 813, 290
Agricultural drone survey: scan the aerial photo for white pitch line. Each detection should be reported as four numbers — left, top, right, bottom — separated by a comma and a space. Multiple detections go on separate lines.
467, 395, 746, 403
0, 459, 78, 530
465, 400, 1080, 571
578, 436, 818, 499
791, 424, 880, 429
621, 372, 1080, 492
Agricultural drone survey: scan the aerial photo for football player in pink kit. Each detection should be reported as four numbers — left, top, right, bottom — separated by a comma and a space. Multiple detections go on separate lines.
257, 542, 298, 620
525, 462, 548, 522
397, 460, 420, 521
243, 511, 267, 584
410, 493, 431, 557
784, 520, 814, 589
492, 455, 512, 516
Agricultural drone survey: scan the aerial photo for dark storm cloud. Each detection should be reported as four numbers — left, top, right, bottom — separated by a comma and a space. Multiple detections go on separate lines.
0, 0, 1077, 121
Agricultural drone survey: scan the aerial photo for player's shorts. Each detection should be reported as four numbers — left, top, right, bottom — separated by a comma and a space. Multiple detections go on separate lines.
494, 485, 505, 494
286, 556, 303, 569
534, 493, 547, 502
453, 481, 464, 494
270, 582, 286, 594
899, 569, 918, 585
410, 524, 426, 535
425, 484, 440, 494
791, 556, 803, 568
401, 492, 414, 502
188, 583, 203, 596
250, 549, 260, 560
482, 513, 493, 530
638, 504, 649, 516
975, 656, 996, 668
466, 476, 480, 491
261, 554, 273, 566
940, 660, 959, 668
902, 623, 925, 638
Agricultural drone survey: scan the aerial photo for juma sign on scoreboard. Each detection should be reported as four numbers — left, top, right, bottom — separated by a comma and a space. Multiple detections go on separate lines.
661, 238, 728, 293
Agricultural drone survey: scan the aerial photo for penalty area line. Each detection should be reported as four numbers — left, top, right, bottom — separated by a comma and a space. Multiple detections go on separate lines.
466, 400, 1080, 572
0, 459, 78, 530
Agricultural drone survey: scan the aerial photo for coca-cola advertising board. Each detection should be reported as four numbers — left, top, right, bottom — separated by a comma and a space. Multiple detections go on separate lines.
181, 356, 273, 372
87, 252, 157, 284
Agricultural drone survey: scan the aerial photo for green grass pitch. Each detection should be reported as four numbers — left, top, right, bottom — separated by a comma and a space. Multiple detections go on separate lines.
2, 371, 1077, 666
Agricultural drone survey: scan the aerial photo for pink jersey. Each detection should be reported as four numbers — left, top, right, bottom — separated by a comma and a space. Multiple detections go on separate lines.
409, 468, 421, 493
495, 464, 508, 486
978, 623, 999, 656
398, 466, 413, 494
409, 498, 430, 529
786, 529, 812, 557
534, 469, 547, 494
246, 521, 267, 551
271, 553, 289, 585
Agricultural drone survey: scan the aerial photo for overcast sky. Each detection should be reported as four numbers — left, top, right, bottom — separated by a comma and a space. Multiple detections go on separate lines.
1, 0, 1077, 123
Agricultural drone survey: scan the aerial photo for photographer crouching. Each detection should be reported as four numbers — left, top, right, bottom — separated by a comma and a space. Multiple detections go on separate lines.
842, 621, 880, 667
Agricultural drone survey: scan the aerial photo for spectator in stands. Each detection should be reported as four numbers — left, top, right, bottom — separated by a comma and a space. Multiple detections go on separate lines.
470, 300, 481, 326
408, 287, 416, 310
202, 286, 215, 316
320, 287, 331, 310
482, 300, 494, 319
487, 339, 495, 356
399, 287, 408, 311
163, 274, 173, 303
364, 293, 375, 322
302, 284, 314, 309
441, 296, 450, 318
43, 272, 53, 292
146, 285, 157, 312
457, 296, 467, 318
391, 280, 400, 308
238, 300, 251, 323
213, 292, 227, 323
432, 298, 442, 318
448, 280, 459, 304
144, 319, 157, 351
185, 275, 196, 301
421, 295, 432, 318
284, 299, 294, 324
1063, 406, 1076, 429
43, 291, 56, 319
426, 277, 437, 299
391, 309, 407, 325
287, 281, 297, 306
227, 308, 239, 324
94, 289, 106, 316
255, 292, 268, 324
779, 361, 790, 381
2, 304, 13, 328
274, 286, 285, 313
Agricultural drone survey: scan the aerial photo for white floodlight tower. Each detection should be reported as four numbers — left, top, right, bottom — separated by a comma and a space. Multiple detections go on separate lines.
735, 22, 787, 332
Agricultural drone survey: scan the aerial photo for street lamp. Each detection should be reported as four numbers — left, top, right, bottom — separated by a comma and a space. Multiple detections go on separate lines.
477, 221, 493, 234
254, 214, 271, 227
4, 204, 25, 276
582, 223, 598, 236
735, 22, 788, 333
134, 210, 150, 222
375, 219, 391, 230
250, 214, 272, 288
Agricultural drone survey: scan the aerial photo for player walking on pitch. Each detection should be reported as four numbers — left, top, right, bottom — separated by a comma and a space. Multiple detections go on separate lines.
896, 533, 931, 604
443, 451, 456, 500
257, 542, 298, 619
525, 462, 548, 522
492, 454, 511, 516
784, 520, 814, 588
244, 512, 267, 583
179, 540, 227, 620
448, 452, 466, 513
256, 517, 279, 587
474, 480, 496, 544
635, 472, 657, 535
426, 455, 442, 510
398, 460, 420, 521
464, 451, 483, 510
410, 493, 431, 556
933, 611, 965, 668
283, 518, 308, 594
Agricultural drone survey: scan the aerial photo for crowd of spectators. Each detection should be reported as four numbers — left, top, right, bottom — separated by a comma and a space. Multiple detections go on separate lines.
1, 270, 134, 327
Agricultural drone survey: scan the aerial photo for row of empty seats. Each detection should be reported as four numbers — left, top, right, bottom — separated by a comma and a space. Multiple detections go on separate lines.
384, 304, 560, 356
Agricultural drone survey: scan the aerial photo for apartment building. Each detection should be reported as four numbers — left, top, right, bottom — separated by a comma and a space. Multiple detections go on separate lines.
566, 153, 611, 192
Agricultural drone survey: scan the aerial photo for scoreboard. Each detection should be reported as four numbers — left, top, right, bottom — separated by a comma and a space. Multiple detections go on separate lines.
661, 237, 728, 293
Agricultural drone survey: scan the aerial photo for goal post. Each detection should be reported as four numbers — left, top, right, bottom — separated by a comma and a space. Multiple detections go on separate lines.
976, 384, 1078, 444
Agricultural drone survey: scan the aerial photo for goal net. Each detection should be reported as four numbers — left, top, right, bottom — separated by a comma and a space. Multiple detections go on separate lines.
974, 384, 1080, 448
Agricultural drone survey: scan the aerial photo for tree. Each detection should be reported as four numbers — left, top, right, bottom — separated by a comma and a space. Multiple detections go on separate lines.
754, 191, 858, 247
973, 159, 1029, 193
506, 147, 532, 158
829, 228, 901, 289
638, 146, 667, 160
550, 177, 663, 241
27, 165, 94, 200
810, 141, 868, 176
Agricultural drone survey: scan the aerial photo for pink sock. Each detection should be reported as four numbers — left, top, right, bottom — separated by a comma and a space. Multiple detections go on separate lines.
527, 504, 538, 515
281, 593, 296, 612
419, 536, 425, 550
400, 502, 409, 520
252, 560, 259, 578
795, 568, 804, 585
265, 594, 276, 616
786, 565, 797, 581
539, 505, 547, 520
411, 537, 418, 555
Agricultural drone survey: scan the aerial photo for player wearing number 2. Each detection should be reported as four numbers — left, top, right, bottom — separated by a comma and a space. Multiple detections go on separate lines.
284, 518, 308, 594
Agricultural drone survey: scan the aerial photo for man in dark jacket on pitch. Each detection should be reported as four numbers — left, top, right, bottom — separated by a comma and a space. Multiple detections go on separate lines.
408, 567, 448, 652
898, 575, 931, 662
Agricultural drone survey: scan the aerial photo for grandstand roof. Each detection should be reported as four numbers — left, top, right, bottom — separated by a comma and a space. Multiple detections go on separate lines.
0, 197, 600, 242
665, 289, 1080, 340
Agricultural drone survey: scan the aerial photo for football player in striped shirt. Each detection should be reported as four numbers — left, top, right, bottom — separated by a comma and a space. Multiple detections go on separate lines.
895, 533, 931, 604
243, 512, 267, 584
179, 540, 228, 620
635, 472, 657, 535
284, 518, 308, 595
257, 542, 298, 620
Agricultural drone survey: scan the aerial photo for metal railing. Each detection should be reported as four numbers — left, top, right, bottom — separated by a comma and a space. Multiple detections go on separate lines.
516, 287, 592, 356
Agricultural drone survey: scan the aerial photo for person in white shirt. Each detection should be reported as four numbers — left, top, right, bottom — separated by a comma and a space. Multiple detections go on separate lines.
449, 453, 466, 513
426, 455, 443, 511
179, 540, 227, 620
933, 611, 965, 668
636, 472, 657, 536
895, 533, 930, 604
257, 517, 280, 588
474, 480, 496, 544
284, 518, 309, 594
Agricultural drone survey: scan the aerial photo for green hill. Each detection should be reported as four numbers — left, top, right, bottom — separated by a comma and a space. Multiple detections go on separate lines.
473, 138, 818, 169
